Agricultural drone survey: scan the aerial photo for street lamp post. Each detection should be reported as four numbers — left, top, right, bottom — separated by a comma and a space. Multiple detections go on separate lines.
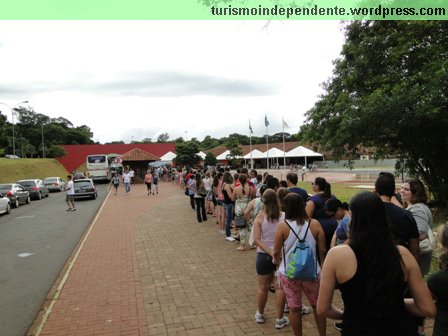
0, 100, 29, 157
41, 123, 45, 158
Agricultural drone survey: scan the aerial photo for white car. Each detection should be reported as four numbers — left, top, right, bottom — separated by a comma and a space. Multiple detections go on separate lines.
43, 177, 66, 192
0, 193, 11, 215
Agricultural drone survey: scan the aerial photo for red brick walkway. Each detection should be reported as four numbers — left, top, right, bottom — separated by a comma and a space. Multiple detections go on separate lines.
30, 181, 432, 336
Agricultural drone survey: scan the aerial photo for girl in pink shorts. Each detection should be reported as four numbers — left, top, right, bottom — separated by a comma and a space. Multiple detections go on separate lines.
274, 193, 327, 336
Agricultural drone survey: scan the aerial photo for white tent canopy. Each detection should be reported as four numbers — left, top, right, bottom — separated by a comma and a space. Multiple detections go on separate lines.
265, 147, 285, 158
160, 151, 177, 161
198, 151, 207, 159
216, 150, 243, 160
285, 146, 323, 158
243, 149, 265, 159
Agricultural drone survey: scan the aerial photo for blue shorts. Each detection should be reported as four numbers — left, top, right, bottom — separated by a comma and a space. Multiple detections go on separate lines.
256, 252, 276, 275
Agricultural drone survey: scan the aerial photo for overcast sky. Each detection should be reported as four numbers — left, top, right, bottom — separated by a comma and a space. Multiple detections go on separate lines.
0, 21, 346, 144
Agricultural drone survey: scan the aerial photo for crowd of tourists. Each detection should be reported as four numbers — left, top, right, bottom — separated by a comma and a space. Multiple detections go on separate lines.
181, 166, 447, 336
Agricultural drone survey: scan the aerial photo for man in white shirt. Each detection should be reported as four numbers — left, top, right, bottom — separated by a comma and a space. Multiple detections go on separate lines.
123, 169, 131, 194
129, 168, 135, 184
65, 175, 76, 211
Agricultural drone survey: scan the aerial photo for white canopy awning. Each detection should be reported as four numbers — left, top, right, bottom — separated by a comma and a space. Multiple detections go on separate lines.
216, 150, 242, 160
285, 146, 323, 158
160, 151, 177, 161
265, 147, 286, 158
198, 151, 206, 159
243, 149, 265, 159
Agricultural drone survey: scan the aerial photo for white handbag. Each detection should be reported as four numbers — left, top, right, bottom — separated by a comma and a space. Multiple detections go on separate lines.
419, 226, 435, 254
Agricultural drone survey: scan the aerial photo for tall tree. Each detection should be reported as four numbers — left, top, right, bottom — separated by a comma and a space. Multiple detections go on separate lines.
157, 133, 169, 143
302, 21, 448, 206
174, 141, 201, 167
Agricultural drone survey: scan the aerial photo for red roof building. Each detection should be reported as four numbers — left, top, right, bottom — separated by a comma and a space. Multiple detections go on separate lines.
57, 144, 175, 173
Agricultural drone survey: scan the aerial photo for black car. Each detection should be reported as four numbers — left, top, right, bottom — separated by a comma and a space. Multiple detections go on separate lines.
73, 172, 86, 181
0, 183, 31, 208
73, 179, 97, 200
16, 179, 50, 200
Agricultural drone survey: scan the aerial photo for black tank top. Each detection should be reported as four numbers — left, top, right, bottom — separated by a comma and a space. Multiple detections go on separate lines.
338, 245, 418, 336
222, 184, 233, 204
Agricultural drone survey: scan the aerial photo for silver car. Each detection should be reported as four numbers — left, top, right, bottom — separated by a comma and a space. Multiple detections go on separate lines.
44, 177, 66, 192
16, 179, 50, 200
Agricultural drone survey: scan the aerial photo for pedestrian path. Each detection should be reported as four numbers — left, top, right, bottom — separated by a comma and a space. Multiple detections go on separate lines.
31, 182, 424, 336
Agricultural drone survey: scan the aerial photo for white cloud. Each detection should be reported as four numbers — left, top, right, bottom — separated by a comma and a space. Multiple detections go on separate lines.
0, 20, 345, 143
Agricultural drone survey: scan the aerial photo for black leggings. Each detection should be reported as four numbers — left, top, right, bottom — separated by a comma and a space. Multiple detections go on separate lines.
145, 182, 152, 191
194, 197, 207, 222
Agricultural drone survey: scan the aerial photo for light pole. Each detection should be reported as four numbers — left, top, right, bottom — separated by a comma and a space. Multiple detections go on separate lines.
0, 100, 29, 157
184, 131, 188, 141
41, 123, 45, 158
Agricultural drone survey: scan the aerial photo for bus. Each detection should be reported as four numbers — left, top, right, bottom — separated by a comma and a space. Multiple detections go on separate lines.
86, 154, 111, 182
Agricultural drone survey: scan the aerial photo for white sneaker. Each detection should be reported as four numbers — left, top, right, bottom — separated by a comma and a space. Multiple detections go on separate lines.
225, 236, 235, 242
301, 305, 311, 314
254, 311, 265, 323
274, 316, 290, 329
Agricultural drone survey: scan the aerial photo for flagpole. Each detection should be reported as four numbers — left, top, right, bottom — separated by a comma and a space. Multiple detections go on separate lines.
249, 120, 253, 169
282, 117, 286, 170
266, 124, 269, 170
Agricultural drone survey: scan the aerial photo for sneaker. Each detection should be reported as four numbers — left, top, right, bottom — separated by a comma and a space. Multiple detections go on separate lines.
301, 305, 311, 314
334, 322, 343, 331
254, 311, 265, 323
66, 208, 72, 211
225, 236, 235, 242
70, 208, 77, 211
274, 316, 289, 329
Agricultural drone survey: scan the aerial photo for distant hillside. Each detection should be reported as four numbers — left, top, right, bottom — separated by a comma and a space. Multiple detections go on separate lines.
0, 159, 69, 183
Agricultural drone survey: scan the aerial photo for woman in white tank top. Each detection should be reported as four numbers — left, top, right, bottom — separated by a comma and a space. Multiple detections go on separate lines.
274, 193, 327, 336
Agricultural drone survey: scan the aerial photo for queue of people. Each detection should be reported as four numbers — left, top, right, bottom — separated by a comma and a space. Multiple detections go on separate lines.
181, 168, 443, 336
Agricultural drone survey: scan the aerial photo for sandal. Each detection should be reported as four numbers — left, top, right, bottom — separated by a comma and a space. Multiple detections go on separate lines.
236, 246, 246, 251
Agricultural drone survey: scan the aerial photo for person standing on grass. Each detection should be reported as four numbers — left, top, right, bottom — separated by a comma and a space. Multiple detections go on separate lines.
65, 175, 76, 211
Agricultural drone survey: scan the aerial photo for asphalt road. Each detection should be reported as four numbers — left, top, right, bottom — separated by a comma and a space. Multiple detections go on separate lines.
0, 184, 109, 336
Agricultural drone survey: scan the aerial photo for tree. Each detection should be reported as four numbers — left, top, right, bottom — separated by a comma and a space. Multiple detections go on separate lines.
302, 21, 448, 206
204, 152, 217, 167
174, 141, 201, 167
225, 138, 242, 167
157, 133, 169, 143
46, 145, 67, 158
201, 135, 219, 150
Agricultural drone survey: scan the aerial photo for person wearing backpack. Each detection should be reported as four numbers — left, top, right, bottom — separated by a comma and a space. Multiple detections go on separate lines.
273, 193, 327, 336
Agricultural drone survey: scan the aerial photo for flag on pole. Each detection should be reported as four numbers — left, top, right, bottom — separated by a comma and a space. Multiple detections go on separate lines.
249, 120, 253, 134
282, 118, 289, 128
265, 115, 269, 127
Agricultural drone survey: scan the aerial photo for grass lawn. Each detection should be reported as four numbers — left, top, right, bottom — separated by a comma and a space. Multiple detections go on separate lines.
0, 158, 68, 183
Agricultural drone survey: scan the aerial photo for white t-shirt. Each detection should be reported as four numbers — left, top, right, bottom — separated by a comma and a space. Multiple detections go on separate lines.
129, 170, 134, 177
66, 180, 75, 195
123, 173, 131, 183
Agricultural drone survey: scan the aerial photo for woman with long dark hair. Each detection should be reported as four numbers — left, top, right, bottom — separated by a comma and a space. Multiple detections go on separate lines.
273, 193, 327, 335
253, 189, 288, 328
317, 191, 435, 335
193, 172, 207, 223
306, 177, 338, 252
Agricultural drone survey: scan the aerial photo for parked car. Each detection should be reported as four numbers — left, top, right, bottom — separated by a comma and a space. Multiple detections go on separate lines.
73, 179, 97, 200
16, 179, 50, 200
73, 172, 86, 181
0, 184, 31, 208
43, 177, 66, 192
0, 193, 11, 215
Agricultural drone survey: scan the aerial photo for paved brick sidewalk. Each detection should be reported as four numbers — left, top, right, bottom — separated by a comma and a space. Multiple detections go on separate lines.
33, 182, 430, 336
